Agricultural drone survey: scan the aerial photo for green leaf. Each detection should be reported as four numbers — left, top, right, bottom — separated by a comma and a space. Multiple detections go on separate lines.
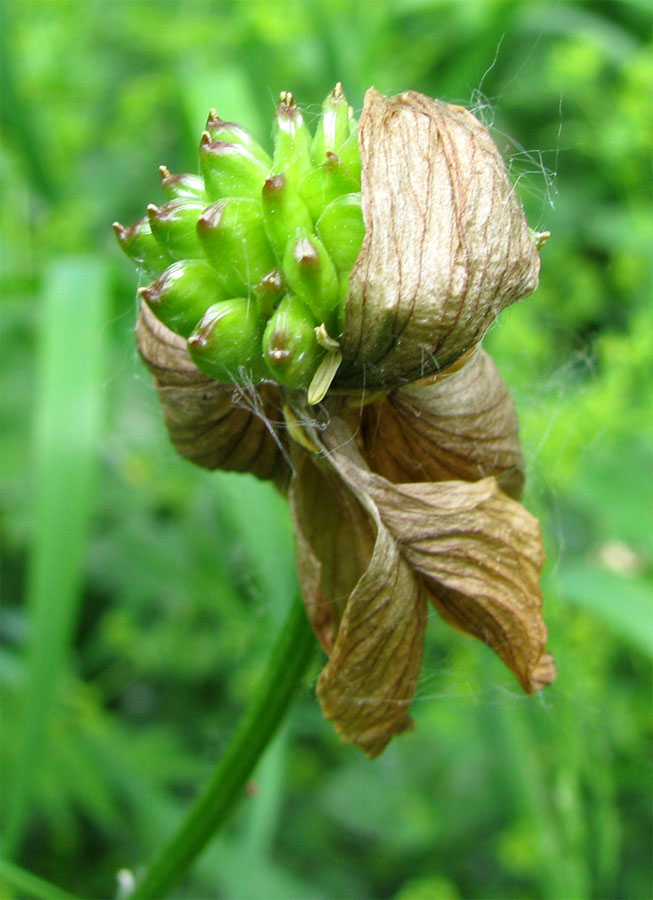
558, 563, 653, 657
2, 256, 107, 855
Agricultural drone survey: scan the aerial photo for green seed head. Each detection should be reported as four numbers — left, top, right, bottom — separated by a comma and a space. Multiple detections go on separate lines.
116, 85, 364, 400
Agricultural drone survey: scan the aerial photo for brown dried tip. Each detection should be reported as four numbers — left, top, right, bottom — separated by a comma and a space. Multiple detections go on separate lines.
206, 108, 221, 128
279, 90, 296, 108
158, 165, 171, 180
137, 284, 157, 305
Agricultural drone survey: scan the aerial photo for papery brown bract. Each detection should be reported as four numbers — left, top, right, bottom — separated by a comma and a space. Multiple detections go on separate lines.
338, 89, 541, 388
137, 304, 287, 481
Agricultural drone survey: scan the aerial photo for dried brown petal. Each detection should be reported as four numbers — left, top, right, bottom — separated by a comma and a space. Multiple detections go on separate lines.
291, 445, 427, 757
339, 89, 540, 388
290, 444, 376, 651
359, 348, 525, 499
136, 303, 287, 480
320, 417, 553, 697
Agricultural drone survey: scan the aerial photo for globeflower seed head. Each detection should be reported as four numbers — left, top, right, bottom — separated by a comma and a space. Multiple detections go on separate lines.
121, 85, 546, 402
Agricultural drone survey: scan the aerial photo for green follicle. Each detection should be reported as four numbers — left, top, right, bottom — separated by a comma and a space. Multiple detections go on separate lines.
205, 111, 272, 169
298, 151, 360, 222
311, 82, 352, 162
188, 298, 268, 384
200, 133, 271, 201
139, 260, 225, 338
283, 234, 340, 334
262, 295, 324, 388
261, 173, 314, 262
197, 198, 276, 297
113, 218, 170, 276
272, 92, 313, 189
255, 268, 285, 318
335, 127, 361, 182
158, 166, 206, 201
148, 200, 207, 259
315, 193, 365, 280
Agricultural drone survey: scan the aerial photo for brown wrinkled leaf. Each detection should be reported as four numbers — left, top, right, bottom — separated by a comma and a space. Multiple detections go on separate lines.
292, 446, 427, 758
320, 416, 554, 697
359, 348, 525, 499
339, 88, 540, 388
136, 303, 287, 481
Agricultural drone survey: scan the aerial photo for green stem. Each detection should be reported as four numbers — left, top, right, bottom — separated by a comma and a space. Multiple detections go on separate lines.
131, 593, 316, 900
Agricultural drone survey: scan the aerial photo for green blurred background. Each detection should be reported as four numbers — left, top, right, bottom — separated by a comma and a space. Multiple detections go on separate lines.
1, 1, 651, 898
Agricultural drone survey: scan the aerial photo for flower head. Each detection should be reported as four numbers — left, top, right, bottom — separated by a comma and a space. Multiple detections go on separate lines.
119, 86, 554, 757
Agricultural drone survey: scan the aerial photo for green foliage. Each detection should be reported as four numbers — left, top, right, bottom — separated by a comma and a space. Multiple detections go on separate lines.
1, 1, 651, 898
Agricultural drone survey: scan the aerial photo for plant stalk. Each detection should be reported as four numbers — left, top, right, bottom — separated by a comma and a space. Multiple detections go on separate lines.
130, 592, 315, 899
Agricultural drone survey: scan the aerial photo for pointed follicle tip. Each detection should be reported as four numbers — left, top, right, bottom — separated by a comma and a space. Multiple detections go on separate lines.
146, 203, 159, 216
159, 165, 171, 179
112, 221, 125, 237
138, 285, 157, 304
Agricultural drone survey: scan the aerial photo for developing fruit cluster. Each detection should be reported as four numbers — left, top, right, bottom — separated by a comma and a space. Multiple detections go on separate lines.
114, 85, 364, 403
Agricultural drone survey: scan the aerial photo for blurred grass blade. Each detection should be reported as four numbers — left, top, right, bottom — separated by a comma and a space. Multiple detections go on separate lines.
2, 257, 107, 855
0, 857, 83, 900
558, 564, 653, 658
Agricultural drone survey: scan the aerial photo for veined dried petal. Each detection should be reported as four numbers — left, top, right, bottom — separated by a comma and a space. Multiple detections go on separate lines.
339, 88, 541, 388
359, 349, 525, 499
290, 444, 427, 758
319, 416, 553, 696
